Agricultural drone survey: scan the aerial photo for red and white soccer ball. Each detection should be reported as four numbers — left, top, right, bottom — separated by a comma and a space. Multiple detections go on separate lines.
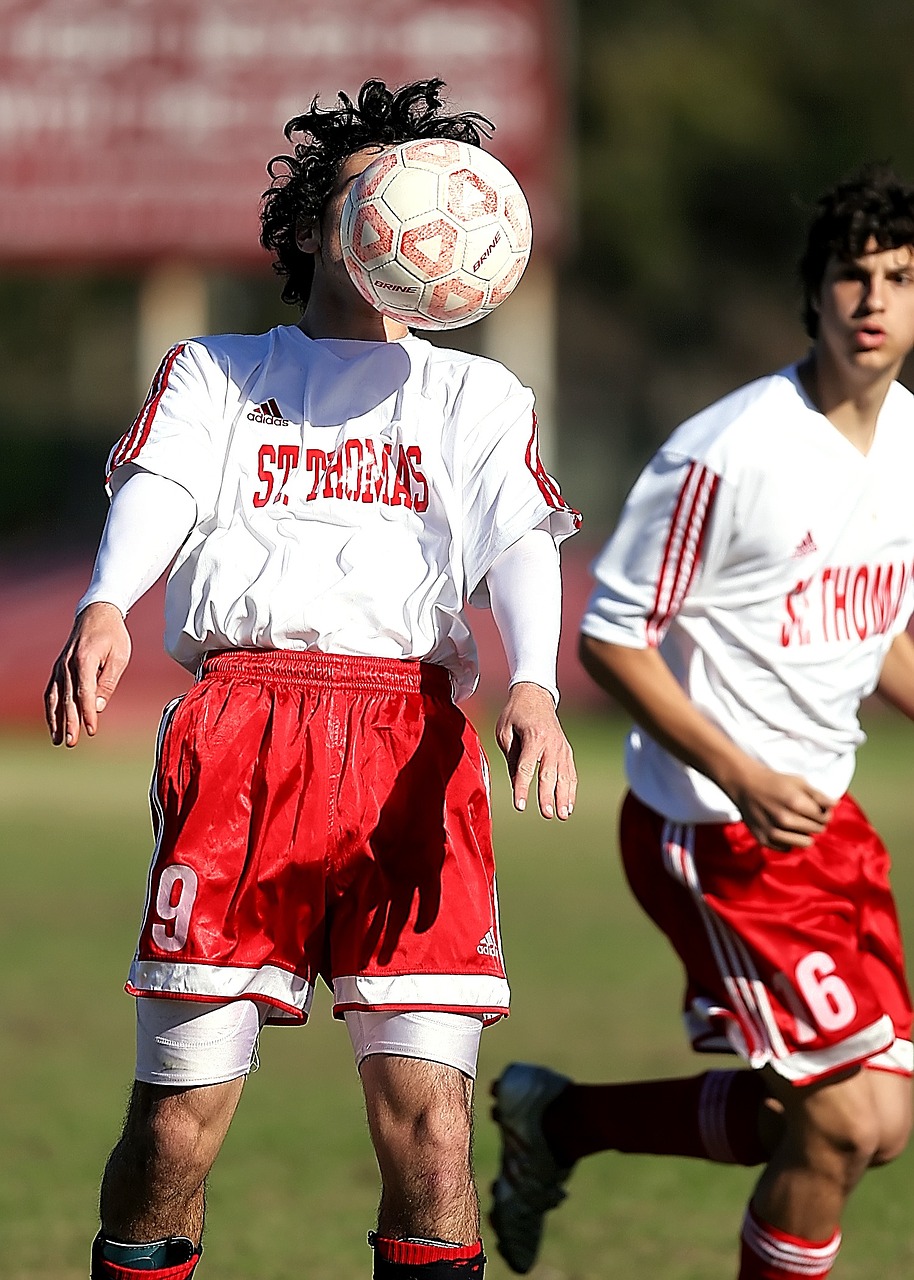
340, 138, 533, 330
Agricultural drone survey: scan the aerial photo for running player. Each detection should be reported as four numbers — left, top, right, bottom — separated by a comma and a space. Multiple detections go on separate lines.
44, 79, 579, 1280
490, 164, 914, 1279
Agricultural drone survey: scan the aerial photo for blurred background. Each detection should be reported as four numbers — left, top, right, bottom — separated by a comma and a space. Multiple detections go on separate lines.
5, 0, 914, 725
4, 6, 914, 1278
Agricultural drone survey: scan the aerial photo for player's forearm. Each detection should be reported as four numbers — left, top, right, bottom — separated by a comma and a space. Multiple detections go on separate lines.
77, 468, 197, 617
876, 630, 914, 720
486, 527, 561, 705
578, 633, 757, 795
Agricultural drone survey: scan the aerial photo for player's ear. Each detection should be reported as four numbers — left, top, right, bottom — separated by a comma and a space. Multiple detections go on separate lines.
295, 219, 320, 255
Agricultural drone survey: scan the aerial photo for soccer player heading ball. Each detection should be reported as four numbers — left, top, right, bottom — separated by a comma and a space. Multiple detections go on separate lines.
45, 78, 579, 1280
491, 164, 914, 1279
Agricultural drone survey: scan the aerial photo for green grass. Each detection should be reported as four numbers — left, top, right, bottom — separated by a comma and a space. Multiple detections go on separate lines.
2, 711, 913, 1278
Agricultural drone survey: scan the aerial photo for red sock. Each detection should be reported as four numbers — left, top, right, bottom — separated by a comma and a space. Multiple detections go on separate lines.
370, 1234, 485, 1277
544, 1070, 768, 1166
739, 1208, 841, 1279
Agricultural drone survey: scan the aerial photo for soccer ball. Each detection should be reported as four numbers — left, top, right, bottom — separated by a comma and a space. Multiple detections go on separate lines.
340, 138, 532, 330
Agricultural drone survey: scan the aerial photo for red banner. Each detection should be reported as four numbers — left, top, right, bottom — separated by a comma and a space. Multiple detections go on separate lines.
0, 0, 566, 265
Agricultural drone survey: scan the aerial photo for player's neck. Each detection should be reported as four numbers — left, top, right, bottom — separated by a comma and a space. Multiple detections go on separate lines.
299, 288, 409, 342
798, 351, 897, 455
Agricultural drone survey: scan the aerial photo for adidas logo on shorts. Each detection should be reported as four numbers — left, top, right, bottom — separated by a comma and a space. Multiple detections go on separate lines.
477, 928, 500, 957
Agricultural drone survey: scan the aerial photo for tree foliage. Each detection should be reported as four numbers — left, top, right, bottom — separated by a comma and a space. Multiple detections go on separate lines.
576, 0, 914, 310
561, 0, 914, 522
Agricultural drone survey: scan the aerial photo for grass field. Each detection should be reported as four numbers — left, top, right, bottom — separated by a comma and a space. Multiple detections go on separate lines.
2, 711, 914, 1279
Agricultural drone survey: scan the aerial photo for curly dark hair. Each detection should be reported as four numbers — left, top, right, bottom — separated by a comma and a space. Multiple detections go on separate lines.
799, 163, 914, 338
260, 78, 494, 308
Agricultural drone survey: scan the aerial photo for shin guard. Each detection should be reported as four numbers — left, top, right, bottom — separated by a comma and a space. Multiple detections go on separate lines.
91, 1233, 202, 1280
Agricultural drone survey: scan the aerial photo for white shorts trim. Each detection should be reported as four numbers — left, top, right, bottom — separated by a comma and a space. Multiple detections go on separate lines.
867, 1037, 914, 1076
135, 998, 266, 1087
761, 1015, 897, 1084
332, 973, 510, 1025
129, 964, 509, 1028
344, 1009, 485, 1078
128, 959, 314, 1022
686, 1002, 900, 1084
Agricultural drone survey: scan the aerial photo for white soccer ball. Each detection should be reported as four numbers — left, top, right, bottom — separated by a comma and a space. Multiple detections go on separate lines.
340, 138, 532, 330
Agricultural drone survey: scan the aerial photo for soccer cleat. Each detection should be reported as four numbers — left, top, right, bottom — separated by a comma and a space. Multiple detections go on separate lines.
489, 1062, 574, 1274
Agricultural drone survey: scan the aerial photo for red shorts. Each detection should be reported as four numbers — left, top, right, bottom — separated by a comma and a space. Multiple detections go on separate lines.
128, 650, 509, 1026
620, 791, 913, 1084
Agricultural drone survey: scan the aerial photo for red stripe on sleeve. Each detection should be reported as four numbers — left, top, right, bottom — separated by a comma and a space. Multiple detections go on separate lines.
524, 411, 582, 527
107, 343, 186, 480
646, 462, 719, 645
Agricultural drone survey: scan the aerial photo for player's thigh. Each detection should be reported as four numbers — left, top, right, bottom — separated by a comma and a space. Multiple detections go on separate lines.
856, 800, 914, 1068
136, 675, 332, 1019
329, 698, 508, 1022
127, 998, 261, 1164
135, 996, 266, 1087
345, 1008, 484, 1079
623, 794, 900, 1075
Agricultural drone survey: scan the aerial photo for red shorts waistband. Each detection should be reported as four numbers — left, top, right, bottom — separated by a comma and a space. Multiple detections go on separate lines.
199, 649, 454, 698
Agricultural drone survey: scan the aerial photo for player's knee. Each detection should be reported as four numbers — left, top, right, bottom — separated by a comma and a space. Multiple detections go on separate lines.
367, 1075, 473, 1209
777, 1070, 883, 1177
871, 1110, 912, 1166
361, 1051, 475, 1189
796, 1095, 882, 1177
385, 1094, 471, 1165
372, 1102, 473, 1224
122, 1083, 233, 1181
425, 1095, 472, 1159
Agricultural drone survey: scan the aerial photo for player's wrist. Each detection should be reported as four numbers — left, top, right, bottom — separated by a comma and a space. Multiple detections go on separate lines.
708, 748, 763, 806
75, 596, 128, 622
508, 676, 560, 708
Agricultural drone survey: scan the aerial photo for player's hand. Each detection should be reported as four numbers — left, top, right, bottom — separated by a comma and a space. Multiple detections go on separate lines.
44, 602, 131, 747
494, 682, 576, 820
721, 758, 835, 851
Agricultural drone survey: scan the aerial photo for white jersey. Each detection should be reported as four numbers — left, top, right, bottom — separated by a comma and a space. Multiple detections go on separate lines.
582, 363, 914, 822
108, 325, 579, 701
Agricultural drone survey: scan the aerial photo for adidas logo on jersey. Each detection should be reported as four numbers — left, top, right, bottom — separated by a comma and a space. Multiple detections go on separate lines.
792, 530, 818, 558
247, 397, 290, 427
476, 929, 500, 958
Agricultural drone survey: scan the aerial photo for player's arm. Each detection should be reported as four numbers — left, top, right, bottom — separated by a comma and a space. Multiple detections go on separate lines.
581, 453, 833, 850
579, 636, 833, 849
486, 526, 576, 821
45, 468, 196, 747
875, 628, 914, 720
